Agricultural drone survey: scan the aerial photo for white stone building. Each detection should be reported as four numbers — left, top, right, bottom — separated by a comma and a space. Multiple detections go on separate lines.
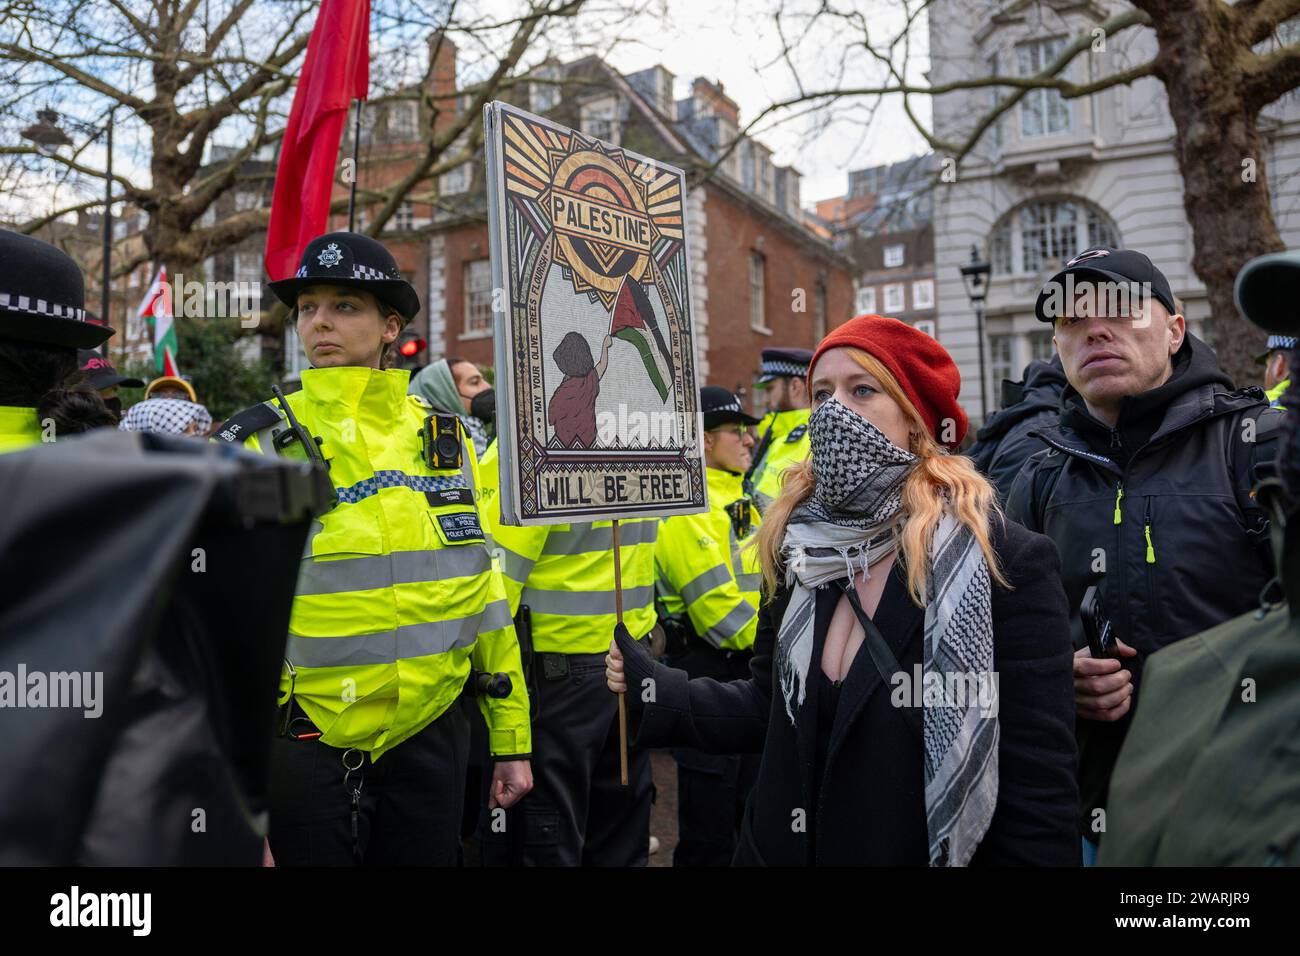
929, 0, 1300, 423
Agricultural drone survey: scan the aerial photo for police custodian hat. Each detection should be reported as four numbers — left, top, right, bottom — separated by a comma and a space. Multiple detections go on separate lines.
756, 347, 814, 384
701, 385, 761, 430
268, 232, 421, 322
0, 229, 111, 349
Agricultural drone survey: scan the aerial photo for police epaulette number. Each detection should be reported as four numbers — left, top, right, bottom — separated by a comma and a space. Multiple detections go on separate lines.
215, 401, 282, 443
786, 424, 808, 443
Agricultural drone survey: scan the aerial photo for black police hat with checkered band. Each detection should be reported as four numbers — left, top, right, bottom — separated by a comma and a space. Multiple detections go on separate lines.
0, 228, 111, 349
268, 231, 420, 322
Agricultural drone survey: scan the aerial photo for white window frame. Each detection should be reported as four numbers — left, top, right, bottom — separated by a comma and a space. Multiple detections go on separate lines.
395, 200, 414, 231
990, 200, 1119, 275
1018, 38, 1071, 138
914, 319, 936, 338
855, 286, 876, 314
883, 243, 905, 268
882, 282, 905, 314
463, 259, 494, 339
749, 252, 769, 333
912, 278, 934, 311
388, 101, 418, 141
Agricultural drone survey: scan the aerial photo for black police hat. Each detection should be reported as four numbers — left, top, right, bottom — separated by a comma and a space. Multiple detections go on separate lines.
1034, 246, 1177, 323
701, 385, 761, 430
77, 350, 144, 390
757, 347, 814, 384
268, 232, 420, 322
0, 229, 111, 349
1235, 251, 1300, 337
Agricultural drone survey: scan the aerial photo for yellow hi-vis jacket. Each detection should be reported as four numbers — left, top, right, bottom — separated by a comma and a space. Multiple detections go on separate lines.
656, 467, 762, 652
749, 408, 809, 511
477, 442, 658, 655
233, 366, 530, 760
1267, 377, 1290, 409
0, 405, 42, 454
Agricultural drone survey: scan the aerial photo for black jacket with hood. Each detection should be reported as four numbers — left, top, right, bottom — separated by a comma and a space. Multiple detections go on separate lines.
968, 355, 1068, 501
1005, 333, 1283, 839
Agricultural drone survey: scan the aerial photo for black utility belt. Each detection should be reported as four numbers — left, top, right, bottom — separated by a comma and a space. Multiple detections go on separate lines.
536, 640, 649, 681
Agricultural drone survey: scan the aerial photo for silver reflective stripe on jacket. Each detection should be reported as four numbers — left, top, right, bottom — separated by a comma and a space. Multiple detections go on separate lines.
519, 584, 655, 615
287, 598, 512, 667
296, 546, 492, 596
541, 521, 658, 556
679, 563, 731, 605
702, 599, 755, 649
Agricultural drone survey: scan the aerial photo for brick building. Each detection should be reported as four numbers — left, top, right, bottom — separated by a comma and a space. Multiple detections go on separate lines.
320, 40, 855, 409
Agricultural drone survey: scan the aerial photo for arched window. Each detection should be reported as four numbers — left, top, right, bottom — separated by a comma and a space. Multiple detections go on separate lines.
989, 199, 1119, 275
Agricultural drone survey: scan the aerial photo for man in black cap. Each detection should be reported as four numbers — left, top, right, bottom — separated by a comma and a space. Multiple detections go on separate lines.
655, 385, 764, 865
1005, 245, 1283, 864
0, 229, 116, 451
77, 350, 144, 422
746, 346, 813, 511
217, 232, 532, 866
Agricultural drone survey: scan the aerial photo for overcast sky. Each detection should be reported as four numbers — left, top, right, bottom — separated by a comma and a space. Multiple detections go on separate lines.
600, 0, 934, 204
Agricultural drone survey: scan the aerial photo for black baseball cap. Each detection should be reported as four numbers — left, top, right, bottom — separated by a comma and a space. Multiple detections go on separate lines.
1034, 246, 1177, 323
77, 350, 144, 390
701, 386, 761, 430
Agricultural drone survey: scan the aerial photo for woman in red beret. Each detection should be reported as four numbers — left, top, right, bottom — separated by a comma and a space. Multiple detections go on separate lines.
608, 315, 1078, 866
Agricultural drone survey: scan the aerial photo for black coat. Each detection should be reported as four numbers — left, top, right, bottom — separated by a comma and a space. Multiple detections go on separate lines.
967, 356, 1067, 502
628, 517, 1079, 866
1004, 334, 1283, 829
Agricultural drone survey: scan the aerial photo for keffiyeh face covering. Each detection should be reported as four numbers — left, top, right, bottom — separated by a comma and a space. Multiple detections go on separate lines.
775, 396, 999, 866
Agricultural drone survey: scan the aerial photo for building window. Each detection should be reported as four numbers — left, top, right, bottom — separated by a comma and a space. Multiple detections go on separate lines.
463, 259, 493, 337
749, 252, 767, 332
531, 66, 561, 113
856, 285, 876, 314
883, 243, 905, 268
395, 200, 414, 231
882, 283, 905, 314
233, 252, 261, 286
989, 334, 1014, 393
439, 131, 473, 195
388, 102, 418, 141
914, 319, 936, 338
988, 51, 1002, 151
1029, 329, 1055, 362
233, 190, 261, 212
990, 200, 1119, 275
1018, 38, 1071, 137
814, 282, 827, 341
912, 279, 934, 311
580, 94, 622, 145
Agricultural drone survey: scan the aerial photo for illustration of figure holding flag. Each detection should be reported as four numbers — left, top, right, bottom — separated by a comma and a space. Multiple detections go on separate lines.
548, 331, 612, 448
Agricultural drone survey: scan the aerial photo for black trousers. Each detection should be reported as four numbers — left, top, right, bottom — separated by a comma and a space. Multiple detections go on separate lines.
667, 643, 759, 867
268, 700, 469, 866
479, 650, 652, 867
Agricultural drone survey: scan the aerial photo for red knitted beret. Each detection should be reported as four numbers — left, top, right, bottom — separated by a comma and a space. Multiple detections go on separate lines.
808, 314, 969, 449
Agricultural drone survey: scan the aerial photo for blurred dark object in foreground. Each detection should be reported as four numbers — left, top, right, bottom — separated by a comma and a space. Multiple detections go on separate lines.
0, 431, 331, 865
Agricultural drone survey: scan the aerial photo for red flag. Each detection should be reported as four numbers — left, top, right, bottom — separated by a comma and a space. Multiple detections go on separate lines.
264, 0, 370, 281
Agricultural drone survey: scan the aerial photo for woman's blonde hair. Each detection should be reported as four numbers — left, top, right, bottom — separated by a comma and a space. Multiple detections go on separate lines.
755, 347, 1009, 606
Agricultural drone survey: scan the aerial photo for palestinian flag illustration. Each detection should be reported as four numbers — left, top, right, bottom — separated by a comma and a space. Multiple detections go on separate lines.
610, 278, 673, 402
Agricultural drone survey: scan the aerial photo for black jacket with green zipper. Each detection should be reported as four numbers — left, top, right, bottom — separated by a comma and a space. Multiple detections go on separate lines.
1005, 334, 1283, 841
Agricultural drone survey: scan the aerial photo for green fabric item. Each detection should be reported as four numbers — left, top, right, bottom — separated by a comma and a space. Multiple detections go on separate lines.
1102, 604, 1300, 865
408, 359, 462, 417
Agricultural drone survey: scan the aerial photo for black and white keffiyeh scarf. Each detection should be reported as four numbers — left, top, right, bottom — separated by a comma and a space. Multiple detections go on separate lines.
776, 397, 999, 866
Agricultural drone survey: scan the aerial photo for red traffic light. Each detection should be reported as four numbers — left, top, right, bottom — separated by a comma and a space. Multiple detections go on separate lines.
399, 336, 426, 358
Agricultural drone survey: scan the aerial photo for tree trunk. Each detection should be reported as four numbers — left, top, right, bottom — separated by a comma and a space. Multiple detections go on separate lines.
1150, 1, 1284, 387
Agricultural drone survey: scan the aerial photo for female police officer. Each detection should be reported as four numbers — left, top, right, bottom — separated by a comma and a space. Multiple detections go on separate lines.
0, 229, 115, 451
218, 232, 531, 865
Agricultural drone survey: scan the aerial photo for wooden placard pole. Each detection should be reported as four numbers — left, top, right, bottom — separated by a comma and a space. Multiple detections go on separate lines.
612, 518, 628, 786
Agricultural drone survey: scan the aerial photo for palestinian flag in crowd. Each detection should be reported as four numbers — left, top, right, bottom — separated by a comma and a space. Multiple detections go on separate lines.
610, 279, 672, 402
138, 266, 179, 376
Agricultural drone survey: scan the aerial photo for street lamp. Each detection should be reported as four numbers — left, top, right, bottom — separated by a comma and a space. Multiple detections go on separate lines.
959, 244, 992, 423
22, 106, 116, 357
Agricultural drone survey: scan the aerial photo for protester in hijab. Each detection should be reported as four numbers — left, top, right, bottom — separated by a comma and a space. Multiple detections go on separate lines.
606, 315, 1079, 866
409, 356, 495, 455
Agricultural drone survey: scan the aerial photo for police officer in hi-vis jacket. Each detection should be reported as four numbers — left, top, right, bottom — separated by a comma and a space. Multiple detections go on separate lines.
218, 232, 532, 865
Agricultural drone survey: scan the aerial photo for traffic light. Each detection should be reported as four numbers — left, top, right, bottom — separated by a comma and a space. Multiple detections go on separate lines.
395, 329, 427, 371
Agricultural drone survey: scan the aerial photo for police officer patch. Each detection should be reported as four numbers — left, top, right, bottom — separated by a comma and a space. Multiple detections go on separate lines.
437, 511, 484, 543
786, 424, 808, 443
